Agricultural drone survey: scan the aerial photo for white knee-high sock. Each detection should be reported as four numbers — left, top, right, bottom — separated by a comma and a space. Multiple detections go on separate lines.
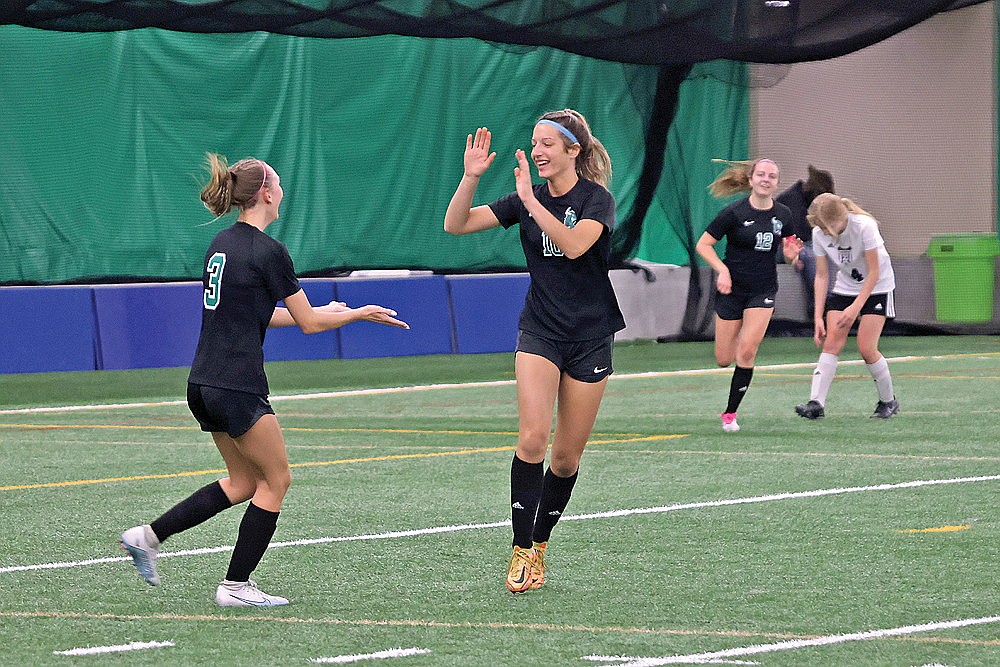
810, 353, 839, 405
867, 356, 895, 402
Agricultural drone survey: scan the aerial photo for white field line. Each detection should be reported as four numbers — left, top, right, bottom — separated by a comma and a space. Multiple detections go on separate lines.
0, 357, 926, 415
2, 473, 996, 576
53, 640, 173, 656
585, 657, 759, 665
588, 615, 1000, 666
309, 647, 431, 663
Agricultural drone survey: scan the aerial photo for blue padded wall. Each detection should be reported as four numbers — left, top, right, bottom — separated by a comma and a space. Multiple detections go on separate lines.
263, 279, 339, 362
447, 273, 529, 354
336, 276, 454, 359
93, 283, 203, 370
1, 273, 535, 374
0, 286, 97, 373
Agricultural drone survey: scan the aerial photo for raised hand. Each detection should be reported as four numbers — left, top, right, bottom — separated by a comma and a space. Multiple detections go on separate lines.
513, 149, 535, 204
464, 127, 497, 178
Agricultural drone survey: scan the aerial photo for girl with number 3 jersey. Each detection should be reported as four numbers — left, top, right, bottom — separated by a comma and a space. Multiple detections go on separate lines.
121, 154, 407, 606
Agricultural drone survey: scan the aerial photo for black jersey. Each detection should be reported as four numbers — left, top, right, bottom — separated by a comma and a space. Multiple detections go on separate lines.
188, 222, 300, 394
774, 180, 812, 243
704, 198, 793, 293
489, 178, 625, 341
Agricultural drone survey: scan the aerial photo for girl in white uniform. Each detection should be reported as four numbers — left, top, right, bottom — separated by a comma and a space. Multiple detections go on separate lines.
795, 193, 900, 419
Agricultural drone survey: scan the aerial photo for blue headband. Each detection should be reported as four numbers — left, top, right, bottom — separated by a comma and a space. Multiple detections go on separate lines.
536, 119, 580, 145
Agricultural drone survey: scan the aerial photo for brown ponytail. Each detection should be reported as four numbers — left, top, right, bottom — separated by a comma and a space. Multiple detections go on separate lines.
199, 153, 269, 218
708, 158, 779, 198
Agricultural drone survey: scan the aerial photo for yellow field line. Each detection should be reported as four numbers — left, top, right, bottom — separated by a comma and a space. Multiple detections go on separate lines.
0, 435, 684, 492
1, 610, 997, 647
590, 434, 687, 444
897, 525, 971, 533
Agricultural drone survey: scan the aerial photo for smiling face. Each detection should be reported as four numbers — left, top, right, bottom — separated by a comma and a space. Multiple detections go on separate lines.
530, 123, 580, 182
749, 158, 780, 199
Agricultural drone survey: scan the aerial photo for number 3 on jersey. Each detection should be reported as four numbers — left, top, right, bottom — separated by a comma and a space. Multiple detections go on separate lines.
204, 252, 226, 310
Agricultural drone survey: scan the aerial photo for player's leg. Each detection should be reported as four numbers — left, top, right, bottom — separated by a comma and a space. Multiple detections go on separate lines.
713, 315, 742, 368
798, 307, 849, 418
714, 311, 743, 431
529, 372, 609, 588
216, 413, 291, 606
121, 385, 242, 586
857, 312, 898, 418
721, 306, 772, 431
506, 350, 560, 592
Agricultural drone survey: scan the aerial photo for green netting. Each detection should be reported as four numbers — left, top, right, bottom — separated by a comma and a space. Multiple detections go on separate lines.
0, 26, 747, 283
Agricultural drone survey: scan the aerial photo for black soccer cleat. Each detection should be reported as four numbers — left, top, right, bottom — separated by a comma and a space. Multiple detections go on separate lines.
870, 398, 900, 419
795, 400, 825, 420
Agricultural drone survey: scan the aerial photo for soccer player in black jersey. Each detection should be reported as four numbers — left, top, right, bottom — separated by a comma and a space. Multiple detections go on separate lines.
121, 154, 407, 606
444, 110, 626, 593
696, 158, 803, 433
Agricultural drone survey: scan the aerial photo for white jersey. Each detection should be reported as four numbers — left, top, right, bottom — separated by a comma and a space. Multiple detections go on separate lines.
812, 213, 895, 295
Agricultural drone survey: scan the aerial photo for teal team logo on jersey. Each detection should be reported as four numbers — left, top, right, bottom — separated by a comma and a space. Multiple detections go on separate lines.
542, 207, 578, 257
203, 252, 226, 310
771, 217, 783, 235
563, 207, 577, 229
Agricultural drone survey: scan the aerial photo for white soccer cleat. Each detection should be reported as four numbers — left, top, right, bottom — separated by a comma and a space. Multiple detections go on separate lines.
120, 524, 161, 586
215, 580, 289, 607
721, 412, 740, 433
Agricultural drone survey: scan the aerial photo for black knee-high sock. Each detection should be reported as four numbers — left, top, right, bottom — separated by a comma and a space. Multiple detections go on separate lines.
531, 468, 578, 544
725, 365, 754, 414
510, 454, 544, 549
149, 481, 233, 543
225, 502, 279, 582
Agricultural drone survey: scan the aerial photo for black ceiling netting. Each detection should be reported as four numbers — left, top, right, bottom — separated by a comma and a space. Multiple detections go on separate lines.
0, 0, 987, 65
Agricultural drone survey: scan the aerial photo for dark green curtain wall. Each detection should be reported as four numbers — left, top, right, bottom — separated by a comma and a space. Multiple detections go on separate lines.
0, 26, 748, 283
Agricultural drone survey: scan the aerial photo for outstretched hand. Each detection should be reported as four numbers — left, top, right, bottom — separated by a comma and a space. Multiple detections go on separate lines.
464, 127, 496, 178
355, 305, 409, 329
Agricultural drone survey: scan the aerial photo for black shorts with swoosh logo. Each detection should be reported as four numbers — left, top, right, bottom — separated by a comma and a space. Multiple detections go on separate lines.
714, 289, 778, 321
825, 291, 895, 319
516, 330, 614, 383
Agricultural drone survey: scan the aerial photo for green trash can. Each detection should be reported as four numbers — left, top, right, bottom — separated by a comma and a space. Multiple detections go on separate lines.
926, 232, 1000, 322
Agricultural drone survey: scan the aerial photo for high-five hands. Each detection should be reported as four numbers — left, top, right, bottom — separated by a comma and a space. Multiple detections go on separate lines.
513, 149, 535, 205
464, 128, 497, 178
